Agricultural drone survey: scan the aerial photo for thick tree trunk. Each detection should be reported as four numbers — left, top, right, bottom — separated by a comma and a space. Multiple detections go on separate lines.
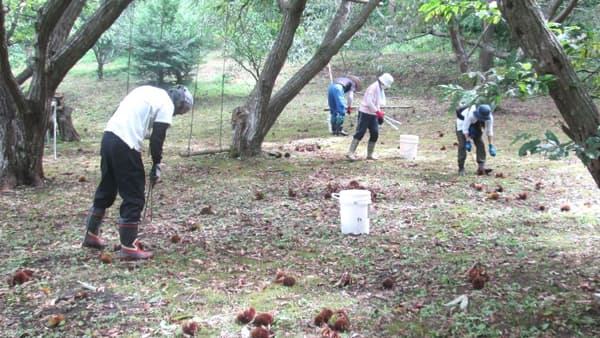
231, 0, 380, 158
231, 0, 308, 158
0, 80, 45, 187
0, 0, 133, 188
499, 0, 600, 188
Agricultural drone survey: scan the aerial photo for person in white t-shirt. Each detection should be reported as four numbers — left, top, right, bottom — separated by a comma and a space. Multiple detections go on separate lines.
82, 85, 193, 260
455, 104, 497, 176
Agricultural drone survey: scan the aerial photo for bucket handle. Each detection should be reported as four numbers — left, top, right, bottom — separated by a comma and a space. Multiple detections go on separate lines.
332, 193, 340, 200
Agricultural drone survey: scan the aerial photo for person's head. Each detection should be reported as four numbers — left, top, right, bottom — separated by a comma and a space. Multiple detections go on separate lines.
167, 85, 194, 115
378, 73, 394, 89
474, 104, 492, 121
347, 75, 363, 92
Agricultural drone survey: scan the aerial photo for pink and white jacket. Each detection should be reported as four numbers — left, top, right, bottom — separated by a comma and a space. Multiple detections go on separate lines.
359, 81, 386, 115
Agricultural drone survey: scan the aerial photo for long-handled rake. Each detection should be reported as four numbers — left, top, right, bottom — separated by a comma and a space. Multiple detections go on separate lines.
142, 181, 154, 225
383, 115, 402, 130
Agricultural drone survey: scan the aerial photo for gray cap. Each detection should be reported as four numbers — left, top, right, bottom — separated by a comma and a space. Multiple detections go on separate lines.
168, 85, 194, 115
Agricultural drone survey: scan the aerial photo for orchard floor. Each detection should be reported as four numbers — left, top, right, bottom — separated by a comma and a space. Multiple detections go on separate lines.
1, 68, 600, 337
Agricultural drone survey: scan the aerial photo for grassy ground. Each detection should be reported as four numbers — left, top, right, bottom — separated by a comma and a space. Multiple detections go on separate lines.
1, 52, 599, 337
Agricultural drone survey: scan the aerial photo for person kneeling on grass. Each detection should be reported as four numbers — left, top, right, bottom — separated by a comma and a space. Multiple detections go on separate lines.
455, 103, 497, 176
82, 85, 193, 260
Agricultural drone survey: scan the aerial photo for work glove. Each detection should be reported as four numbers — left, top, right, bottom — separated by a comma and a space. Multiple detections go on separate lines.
376, 110, 384, 125
489, 144, 497, 157
149, 163, 161, 187
346, 106, 352, 115
465, 140, 472, 152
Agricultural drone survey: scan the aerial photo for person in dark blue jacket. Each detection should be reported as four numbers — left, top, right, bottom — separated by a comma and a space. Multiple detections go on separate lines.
327, 75, 362, 136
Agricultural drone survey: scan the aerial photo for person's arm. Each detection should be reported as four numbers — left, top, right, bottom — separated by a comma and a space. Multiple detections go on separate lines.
149, 122, 169, 165
346, 91, 354, 112
461, 106, 476, 138
486, 118, 494, 142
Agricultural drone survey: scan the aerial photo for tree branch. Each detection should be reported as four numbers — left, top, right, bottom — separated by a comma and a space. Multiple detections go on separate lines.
320, 0, 351, 46
36, 0, 72, 55
6, 0, 27, 43
466, 24, 492, 59
0, 3, 27, 114
48, 1, 85, 58
255, 0, 307, 112
429, 30, 510, 59
48, 0, 134, 91
268, 0, 380, 116
16, 64, 32, 84
550, 0, 578, 23
546, 0, 564, 20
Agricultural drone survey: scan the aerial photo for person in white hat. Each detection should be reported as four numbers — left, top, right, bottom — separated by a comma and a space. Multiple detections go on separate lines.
346, 73, 394, 161
82, 85, 193, 260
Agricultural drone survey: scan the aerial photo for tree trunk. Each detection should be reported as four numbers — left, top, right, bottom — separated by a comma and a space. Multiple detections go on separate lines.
478, 23, 496, 72
97, 62, 104, 80
0, 0, 134, 188
499, 0, 600, 188
57, 106, 80, 142
231, 0, 380, 158
448, 17, 470, 73
231, 0, 308, 158
0, 80, 45, 187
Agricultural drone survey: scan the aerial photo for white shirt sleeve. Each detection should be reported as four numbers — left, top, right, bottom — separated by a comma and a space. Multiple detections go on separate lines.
345, 91, 354, 109
485, 115, 494, 137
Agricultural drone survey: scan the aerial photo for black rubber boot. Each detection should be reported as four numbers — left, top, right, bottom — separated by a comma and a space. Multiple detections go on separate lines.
82, 207, 106, 250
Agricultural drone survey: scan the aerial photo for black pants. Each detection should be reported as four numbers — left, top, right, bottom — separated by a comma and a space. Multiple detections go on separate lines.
92, 132, 145, 223
456, 124, 486, 169
353, 111, 379, 142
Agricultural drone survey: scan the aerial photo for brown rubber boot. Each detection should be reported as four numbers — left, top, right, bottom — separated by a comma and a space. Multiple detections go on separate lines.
82, 231, 106, 250
120, 239, 153, 260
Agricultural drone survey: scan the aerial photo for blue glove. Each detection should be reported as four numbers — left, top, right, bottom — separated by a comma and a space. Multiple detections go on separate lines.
489, 144, 497, 157
465, 140, 472, 152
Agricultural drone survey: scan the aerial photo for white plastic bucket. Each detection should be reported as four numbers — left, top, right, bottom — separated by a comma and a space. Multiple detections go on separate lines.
399, 134, 419, 160
332, 189, 371, 235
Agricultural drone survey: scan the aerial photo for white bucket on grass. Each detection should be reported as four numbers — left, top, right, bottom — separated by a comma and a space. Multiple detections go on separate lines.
399, 134, 419, 160
332, 189, 371, 235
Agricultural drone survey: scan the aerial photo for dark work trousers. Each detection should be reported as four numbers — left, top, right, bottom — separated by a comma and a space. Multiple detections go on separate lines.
92, 132, 145, 224
456, 124, 486, 170
353, 111, 379, 143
